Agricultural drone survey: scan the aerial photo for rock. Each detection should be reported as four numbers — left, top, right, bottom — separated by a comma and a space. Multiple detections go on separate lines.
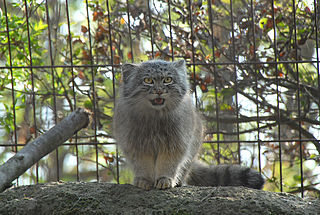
0, 182, 318, 214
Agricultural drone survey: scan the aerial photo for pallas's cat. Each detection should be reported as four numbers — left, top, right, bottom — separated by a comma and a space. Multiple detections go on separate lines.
113, 60, 264, 190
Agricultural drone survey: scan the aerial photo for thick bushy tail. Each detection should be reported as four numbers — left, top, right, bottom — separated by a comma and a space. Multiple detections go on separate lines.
186, 161, 264, 189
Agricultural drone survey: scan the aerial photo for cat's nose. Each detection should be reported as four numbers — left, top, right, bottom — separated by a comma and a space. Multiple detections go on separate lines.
156, 89, 163, 95
153, 88, 164, 95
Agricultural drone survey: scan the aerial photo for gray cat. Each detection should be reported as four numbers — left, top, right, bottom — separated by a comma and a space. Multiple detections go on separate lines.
113, 59, 264, 190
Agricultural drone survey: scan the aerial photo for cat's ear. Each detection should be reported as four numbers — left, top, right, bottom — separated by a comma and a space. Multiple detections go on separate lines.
172, 59, 186, 68
172, 59, 187, 76
122, 63, 138, 83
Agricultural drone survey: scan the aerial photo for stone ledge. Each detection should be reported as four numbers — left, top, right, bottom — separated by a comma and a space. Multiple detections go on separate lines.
0, 182, 319, 215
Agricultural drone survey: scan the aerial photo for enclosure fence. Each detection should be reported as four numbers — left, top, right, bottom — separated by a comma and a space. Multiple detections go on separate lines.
0, 0, 320, 198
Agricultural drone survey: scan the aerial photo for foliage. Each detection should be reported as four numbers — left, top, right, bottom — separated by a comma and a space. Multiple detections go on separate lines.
0, 0, 319, 197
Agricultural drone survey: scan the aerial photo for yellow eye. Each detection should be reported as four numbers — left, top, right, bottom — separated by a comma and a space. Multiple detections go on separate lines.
144, 77, 153, 84
163, 77, 172, 84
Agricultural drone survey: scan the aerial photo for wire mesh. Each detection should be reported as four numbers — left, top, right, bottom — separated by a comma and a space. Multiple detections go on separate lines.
0, 0, 319, 198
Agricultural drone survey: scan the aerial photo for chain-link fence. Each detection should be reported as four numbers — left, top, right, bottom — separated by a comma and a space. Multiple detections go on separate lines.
0, 0, 319, 198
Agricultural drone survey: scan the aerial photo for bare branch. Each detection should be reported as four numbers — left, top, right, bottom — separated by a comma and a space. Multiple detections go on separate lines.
0, 108, 90, 192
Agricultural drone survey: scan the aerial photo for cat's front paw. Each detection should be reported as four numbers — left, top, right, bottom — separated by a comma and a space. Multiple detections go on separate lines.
133, 177, 153, 190
155, 177, 173, 189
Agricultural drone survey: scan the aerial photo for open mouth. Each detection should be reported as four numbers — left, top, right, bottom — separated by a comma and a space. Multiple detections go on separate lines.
151, 98, 165, 106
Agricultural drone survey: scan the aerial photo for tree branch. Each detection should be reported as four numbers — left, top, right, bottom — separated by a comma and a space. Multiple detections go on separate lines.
0, 108, 90, 192
237, 89, 320, 153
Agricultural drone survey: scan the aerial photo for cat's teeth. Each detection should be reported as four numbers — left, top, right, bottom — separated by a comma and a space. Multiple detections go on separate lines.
152, 98, 165, 105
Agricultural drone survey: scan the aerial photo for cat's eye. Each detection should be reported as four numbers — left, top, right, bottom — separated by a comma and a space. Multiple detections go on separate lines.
163, 77, 173, 84
143, 77, 153, 84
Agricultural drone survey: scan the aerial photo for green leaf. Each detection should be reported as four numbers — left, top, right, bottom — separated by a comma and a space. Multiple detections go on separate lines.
84, 100, 93, 109
220, 88, 234, 97
259, 17, 268, 29
293, 174, 301, 182
34, 19, 48, 32
4, 125, 11, 134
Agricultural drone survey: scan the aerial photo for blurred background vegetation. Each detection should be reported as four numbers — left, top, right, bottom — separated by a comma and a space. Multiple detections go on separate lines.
0, 0, 319, 197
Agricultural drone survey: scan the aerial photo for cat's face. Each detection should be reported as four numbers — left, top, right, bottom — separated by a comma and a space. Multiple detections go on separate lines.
121, 60, 189, 110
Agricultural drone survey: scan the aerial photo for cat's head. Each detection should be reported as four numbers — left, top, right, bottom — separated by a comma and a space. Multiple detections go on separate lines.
120, 59, 189, 110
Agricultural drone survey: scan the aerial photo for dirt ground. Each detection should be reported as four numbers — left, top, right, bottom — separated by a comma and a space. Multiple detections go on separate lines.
0, 182, 319, 215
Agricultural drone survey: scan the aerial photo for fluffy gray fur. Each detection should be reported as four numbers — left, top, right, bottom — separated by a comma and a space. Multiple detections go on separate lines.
113, 59, 264, 190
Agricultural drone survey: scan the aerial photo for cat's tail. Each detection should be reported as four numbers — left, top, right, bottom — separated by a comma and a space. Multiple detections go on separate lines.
186, 161, 264, 189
